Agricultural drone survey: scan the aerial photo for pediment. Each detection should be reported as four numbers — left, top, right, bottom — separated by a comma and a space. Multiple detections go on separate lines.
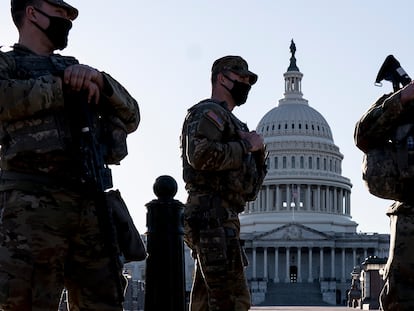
254, 223, 330, 241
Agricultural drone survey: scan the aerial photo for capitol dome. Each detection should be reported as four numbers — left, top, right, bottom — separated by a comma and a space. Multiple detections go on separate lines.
240, 41, 355, 234
258, 102, 333, 143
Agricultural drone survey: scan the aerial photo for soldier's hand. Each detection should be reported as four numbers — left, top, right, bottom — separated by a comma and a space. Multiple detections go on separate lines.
238, 130, 264, 152
63, 64, 104, 104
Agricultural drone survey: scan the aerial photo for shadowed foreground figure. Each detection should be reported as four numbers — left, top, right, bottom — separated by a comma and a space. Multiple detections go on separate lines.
181, 55, 267, 311
355, 75, 414, 310
0, 0, 139, 310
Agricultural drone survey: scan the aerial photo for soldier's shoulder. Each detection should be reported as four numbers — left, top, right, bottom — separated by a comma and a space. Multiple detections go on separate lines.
188, 99, 229, 129
0, 48, 16, 69
51, 53, 79, 66
190, 99, 229, 117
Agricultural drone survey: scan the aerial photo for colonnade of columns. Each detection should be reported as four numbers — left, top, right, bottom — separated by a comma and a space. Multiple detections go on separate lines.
246, 184, 351, 215
247, 246, 386, 283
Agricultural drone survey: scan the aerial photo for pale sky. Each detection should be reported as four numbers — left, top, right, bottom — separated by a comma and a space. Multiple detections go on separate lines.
1, 0, 412, 235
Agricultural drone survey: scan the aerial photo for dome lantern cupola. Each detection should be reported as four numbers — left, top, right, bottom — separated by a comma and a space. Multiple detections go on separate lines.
284, 39, 304, 100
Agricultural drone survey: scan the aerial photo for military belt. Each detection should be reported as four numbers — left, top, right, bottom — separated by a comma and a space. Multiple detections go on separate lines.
0, 170, 82, 190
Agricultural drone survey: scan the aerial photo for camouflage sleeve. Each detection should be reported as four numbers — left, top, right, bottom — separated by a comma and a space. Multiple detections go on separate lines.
185, 106, 245, 171
101, 72, 140, 134
354, 92, 408, 152
0, 51, 65, 122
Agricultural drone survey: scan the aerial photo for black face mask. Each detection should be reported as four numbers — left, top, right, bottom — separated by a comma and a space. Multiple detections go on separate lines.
32, 8, 72, 50
222, 74, 251, 106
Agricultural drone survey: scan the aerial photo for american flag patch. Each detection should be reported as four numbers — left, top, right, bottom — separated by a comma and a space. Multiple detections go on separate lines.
206, 110, 224, 131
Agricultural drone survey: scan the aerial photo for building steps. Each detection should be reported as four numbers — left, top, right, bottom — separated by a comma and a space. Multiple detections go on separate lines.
259, 282, 329, 306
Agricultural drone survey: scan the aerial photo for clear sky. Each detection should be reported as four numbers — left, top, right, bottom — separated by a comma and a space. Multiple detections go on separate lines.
1, 0, 412, 235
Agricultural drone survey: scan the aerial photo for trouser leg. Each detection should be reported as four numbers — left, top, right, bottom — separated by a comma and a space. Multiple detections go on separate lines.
189, 260, 209, 311
380, 212, 414, 310
65, 198, 125, 311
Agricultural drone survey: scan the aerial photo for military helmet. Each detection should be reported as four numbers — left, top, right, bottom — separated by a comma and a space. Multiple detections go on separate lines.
11, 0, 78, 20
212, 55, 258, 85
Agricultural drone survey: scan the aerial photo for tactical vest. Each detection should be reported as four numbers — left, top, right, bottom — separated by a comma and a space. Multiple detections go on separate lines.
1, 46, 128, 172
182, 100, 266, 209
1, 47, 78, 162
363, 123, 414, 201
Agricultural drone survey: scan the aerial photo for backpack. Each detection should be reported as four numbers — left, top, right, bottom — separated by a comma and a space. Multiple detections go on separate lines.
362, 123, 414, 201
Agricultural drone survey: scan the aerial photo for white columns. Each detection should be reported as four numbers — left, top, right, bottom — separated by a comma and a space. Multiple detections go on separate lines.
298, 247, 302, 282
252, 248, 257, 279
258, 190, 262, 211
287, 185, 291, 209
317, 186, 321, 211
308, 247, 313, 283
341, 248, 346, 283
346, 191, 351, 215
286, 248, 290, 283
266, 186, 270, 211
276, 185, 281, 211
274, 248, 279, 283
320, 248, 324, 279
306, 185, 311, 211
331, 248, 335, 279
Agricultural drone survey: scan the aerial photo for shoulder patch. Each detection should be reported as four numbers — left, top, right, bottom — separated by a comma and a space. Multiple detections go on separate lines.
205, 110, 225, 131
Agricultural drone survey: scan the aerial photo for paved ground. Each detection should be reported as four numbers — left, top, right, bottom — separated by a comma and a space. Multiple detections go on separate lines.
249, 308, 358, 311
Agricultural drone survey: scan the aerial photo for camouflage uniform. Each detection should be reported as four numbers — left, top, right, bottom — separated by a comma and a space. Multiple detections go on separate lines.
181, 98, 266, 311
355, 91, 414, 310
0, 43, 139, 310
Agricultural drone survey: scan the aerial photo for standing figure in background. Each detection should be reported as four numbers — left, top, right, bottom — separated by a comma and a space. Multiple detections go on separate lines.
0, 0, 140, 310
181, 55, 267, 311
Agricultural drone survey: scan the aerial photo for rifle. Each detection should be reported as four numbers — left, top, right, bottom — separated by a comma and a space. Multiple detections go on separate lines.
375, 54, 411, 91
78, 97, 125, 303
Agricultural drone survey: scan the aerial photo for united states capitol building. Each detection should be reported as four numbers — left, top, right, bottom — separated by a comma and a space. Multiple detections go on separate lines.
121, 42, 390, 309
239, 41, 389, 306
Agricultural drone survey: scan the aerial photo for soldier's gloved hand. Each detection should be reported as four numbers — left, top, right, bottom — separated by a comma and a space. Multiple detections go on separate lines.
238, 130, 264, 152
63, 64, 104, 104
